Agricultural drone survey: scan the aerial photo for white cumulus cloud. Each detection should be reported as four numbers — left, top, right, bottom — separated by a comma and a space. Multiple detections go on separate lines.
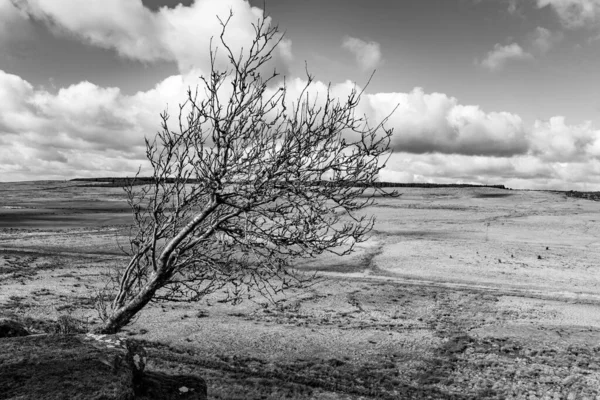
479, 43, 534, 71
536, 0, 600, 29
478, 27, 561, 73
9, 0, 293, 74
342, 36, 382, 71
530, 116, 600, 161
364, 88, 529, 157
378, 152, 600, 190
0, 68, 207, 181
2, 67, 600, 189
530, 26, 564, 53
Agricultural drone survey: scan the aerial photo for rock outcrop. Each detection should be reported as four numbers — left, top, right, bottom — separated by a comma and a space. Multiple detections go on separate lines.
0, 318, 30, 338
0, 333, 207, 400
0, 334, 136, 400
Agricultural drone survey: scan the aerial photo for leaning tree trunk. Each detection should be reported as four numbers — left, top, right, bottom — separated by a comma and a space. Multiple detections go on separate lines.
96, 275, 164, 334
97, 204, 220, 334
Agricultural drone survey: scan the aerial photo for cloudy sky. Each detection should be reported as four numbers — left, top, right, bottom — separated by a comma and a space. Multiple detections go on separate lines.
1, 0, 600, 189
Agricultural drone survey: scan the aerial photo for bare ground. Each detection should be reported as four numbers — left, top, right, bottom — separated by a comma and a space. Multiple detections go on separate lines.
1, 181, 600, 399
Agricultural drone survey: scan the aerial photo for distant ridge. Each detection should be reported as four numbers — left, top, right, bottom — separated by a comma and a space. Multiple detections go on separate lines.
562, 190, 600, 201
70, 177, 508, 190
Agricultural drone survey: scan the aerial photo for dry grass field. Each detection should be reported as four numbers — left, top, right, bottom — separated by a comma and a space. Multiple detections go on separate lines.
2, 181, 600, 399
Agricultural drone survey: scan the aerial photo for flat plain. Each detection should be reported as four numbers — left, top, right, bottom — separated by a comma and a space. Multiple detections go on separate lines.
2, 181, 600, 399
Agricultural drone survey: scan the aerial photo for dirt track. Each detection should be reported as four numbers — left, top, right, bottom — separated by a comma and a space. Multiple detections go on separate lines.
1, 182, 600, 399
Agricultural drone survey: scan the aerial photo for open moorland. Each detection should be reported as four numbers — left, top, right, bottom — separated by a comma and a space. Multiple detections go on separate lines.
2, 181, 600, 399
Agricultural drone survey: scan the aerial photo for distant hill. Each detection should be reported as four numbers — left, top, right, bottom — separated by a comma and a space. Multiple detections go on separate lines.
70, 177, 508, 190
562, 191, 600, 201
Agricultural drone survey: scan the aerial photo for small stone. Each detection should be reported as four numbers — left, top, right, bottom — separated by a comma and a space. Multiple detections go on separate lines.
140, 371, 207, 399
562, 375, 579, 386
541, 376, 554, 384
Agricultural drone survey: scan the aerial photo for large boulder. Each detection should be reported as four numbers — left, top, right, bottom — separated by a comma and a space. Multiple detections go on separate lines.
0, 318, 29, 338
0, 334, 136, 400
0, 333, 207, 400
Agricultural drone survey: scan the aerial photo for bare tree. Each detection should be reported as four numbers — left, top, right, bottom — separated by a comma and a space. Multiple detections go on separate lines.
96, 13, 395, 334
